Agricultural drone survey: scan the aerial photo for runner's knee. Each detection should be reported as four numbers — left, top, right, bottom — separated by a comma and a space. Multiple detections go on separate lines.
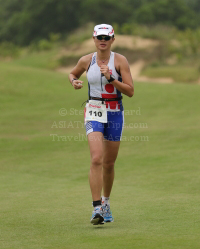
91, 155, 103, 167
103, 161, 115, 172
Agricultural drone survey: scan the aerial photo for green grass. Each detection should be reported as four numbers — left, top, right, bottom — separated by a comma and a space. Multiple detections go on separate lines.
142, 65, 200, 83
0, 61, 200, 249
10, 48, 60, 70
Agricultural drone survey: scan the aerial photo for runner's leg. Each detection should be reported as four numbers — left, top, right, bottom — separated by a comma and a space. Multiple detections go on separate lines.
88, 132, 104, 201
103, 140, 120, 197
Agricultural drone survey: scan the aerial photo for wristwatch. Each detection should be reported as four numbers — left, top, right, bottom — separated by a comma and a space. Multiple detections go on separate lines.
107, 74, 115, 83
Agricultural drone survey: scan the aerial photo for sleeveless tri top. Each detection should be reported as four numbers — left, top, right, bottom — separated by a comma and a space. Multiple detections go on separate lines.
86, 51, 123, 112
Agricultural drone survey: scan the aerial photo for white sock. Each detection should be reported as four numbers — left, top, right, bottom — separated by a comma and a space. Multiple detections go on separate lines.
102, 196, 110, 206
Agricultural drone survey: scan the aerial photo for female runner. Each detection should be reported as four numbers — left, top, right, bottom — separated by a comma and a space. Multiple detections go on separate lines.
69, 24, 134, 225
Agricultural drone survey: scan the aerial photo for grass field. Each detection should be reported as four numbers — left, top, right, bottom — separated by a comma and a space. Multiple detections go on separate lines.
142, 65, 200, 83
0, 60, 200, 249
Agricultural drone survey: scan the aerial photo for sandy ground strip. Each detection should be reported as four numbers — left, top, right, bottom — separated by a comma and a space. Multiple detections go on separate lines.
57, 59, 174, 84
61, 35, 160, 57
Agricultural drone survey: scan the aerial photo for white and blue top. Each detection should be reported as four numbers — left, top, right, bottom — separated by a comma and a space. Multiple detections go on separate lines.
86, 51, 124, 112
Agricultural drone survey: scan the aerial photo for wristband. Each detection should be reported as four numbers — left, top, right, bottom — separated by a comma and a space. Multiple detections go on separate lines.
107, 75, 115, 83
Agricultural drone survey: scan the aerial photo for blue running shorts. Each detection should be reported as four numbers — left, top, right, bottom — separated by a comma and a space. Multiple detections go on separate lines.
85, 111, 124, 141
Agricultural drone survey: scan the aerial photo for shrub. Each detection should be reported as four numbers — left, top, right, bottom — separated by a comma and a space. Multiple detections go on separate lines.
177, 28, 200, 56
65, 22, 94, 46
120, 23, 133, 35
0, 42, 20, 58
28, 39, 53, 52
58, 55, 80, 67
119, 23, 177, 40
38, 39, 52, 51
49, 33, 61, 43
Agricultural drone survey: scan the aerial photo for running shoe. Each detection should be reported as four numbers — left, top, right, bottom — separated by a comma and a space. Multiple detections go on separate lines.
102, 204, 114, 222
90, 206, 104, 225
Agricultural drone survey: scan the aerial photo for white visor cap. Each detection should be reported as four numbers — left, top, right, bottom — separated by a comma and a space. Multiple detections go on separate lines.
93, 24, 114, 37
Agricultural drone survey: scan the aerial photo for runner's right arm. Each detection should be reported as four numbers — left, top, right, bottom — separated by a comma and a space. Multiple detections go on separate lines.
69, 54, 92, 90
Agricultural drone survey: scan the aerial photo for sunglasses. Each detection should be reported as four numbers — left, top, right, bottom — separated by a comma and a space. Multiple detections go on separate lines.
96, 35, 111, 41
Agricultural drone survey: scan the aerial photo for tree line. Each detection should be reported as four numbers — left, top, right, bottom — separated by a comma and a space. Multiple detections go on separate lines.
0, 0, 199, 46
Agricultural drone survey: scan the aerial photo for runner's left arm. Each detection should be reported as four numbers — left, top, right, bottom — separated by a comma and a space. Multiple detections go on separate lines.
100, 55, 134, 97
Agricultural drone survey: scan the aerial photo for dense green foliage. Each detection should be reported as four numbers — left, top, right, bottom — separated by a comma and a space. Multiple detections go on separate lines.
0, 0, 199, 45
0, 0, 82, 45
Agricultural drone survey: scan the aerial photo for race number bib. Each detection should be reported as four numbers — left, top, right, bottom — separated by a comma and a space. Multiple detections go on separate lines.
85, 100, 107, 123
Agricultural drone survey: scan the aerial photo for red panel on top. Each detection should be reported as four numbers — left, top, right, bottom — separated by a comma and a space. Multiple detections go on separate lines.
101, 93, 120, 110
105, 84, 114, 93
